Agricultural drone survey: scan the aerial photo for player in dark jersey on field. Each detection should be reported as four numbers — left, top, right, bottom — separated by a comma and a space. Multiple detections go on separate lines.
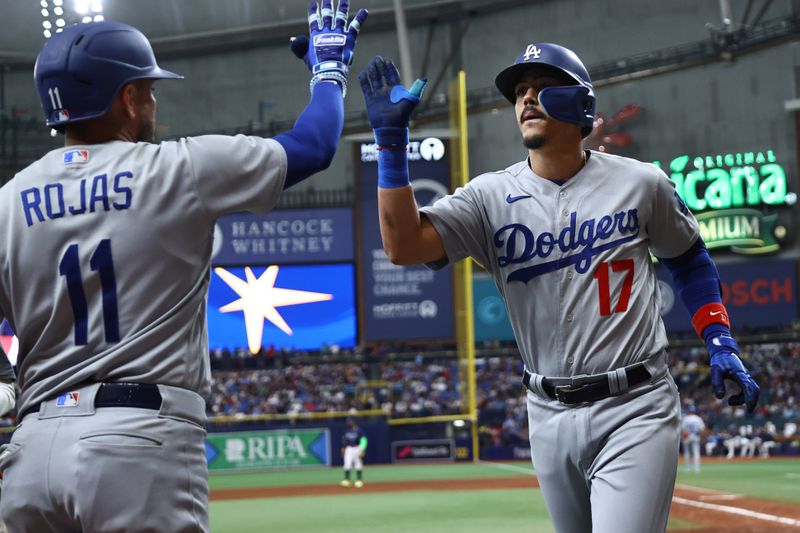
341, 417, 367, 488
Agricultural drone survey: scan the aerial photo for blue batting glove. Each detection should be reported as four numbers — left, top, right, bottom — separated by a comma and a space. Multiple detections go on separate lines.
706, 332, 760, 414
359, 56, 426, 145
289, 0, 368, 96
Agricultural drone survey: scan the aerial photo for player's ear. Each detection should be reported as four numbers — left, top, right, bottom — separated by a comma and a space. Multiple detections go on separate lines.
118, 83, 138, 120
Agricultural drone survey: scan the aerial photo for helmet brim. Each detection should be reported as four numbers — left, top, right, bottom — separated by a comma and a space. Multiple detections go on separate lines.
150, 67, 183, 80
494, 63, 583, 105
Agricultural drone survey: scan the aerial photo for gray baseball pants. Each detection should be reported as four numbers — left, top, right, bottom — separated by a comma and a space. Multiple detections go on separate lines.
0, 383, 208, 533
527, 371, 681, 533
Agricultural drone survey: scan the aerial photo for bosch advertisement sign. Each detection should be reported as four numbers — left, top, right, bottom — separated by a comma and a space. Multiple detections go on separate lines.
657, 258, 796, 331
391, 439, 455, 463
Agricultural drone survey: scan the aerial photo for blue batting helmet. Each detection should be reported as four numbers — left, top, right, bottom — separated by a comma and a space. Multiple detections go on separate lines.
494, 43, 595, 137
34, 21, 182, 129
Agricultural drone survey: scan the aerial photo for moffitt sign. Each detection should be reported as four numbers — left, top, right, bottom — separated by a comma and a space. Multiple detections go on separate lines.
653, 149, 792, 254
360, 137, 446, 163
358, 138, 454, 342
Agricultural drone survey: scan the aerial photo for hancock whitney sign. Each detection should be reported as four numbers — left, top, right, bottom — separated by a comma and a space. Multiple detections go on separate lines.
212, 208, 354, 266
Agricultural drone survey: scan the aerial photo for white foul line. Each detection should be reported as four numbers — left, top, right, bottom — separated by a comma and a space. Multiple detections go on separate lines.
481, 469, 799, 527
672, 496, 800, 527
479, 461, 536, 476
698, 494, 742, 501
675, 483, 727, 494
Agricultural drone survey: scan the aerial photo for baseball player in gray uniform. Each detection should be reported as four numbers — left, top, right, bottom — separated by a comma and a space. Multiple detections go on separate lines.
0, 355, 14, 419
359, 44, 759, 533
0, 3, 367, 531
681, 406, 705, 473
0, 351, 14, 533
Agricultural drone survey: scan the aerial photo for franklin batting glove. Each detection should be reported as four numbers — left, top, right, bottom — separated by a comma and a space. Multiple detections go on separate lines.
289, 0, 368, 97
706, 332, 760, 414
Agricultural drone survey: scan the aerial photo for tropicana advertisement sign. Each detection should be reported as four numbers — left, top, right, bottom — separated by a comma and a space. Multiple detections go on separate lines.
653, 149, 793, 254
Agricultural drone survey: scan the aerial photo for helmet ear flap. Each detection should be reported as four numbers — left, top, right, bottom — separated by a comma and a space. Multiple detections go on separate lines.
538, 85, 595, 137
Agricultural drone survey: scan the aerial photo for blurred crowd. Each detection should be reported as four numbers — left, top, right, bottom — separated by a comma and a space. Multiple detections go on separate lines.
207, 363, 368, 416
670, 341, 800, 421
1, 338, 796, 456
206, 356, 462, 419
203, 339, 800, 455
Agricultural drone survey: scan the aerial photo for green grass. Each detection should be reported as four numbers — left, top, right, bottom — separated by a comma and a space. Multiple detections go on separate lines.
675, 459, 800, 504
209, 462, 532, 490
211, 489, 554, 533
666, 517, 705, 530
208, 459, 800, 532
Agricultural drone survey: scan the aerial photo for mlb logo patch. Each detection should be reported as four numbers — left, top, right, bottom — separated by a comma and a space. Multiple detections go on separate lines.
63, 149, 89, 165
54, 109, 70, 123
55, 392, 80, 407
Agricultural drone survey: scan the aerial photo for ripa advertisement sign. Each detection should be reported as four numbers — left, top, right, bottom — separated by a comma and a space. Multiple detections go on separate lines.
206, 428, 331, 471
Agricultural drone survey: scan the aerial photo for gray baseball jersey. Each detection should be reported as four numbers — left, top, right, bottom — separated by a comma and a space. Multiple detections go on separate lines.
421, 150, 695, 533
0, 135, 286, 417
421, 150, 699, 377
0, 348, 14, 382
0, 135, 285, 532
682, 412, 705, 473
681, 413, 705, 438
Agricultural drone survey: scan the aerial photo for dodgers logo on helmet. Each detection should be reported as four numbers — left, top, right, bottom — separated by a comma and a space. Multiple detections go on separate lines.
313, 34, 347, 47
523, 45, 542, 60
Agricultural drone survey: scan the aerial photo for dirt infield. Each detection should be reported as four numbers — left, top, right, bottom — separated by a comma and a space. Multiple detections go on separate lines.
670, 485, 800, 532
211, 477, 800, 531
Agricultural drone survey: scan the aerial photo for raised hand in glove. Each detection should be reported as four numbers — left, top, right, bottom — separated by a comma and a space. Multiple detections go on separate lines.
706, 330, 760, 414
359, 56, 426, 140
289, 0, 368, 96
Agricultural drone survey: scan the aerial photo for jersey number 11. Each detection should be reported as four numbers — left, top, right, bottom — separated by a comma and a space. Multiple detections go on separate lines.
59, 239, 120, 345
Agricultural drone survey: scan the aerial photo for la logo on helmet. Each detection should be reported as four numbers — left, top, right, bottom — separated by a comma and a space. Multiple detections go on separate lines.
523, 45, 542, 60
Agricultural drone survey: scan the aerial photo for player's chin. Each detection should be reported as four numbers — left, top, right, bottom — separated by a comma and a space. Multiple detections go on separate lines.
522, 132, 546, 150
137, 122, 157, 144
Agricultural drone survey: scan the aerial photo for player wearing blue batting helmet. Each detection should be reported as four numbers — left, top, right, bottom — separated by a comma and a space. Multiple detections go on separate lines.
359, 32, 758, 533
5, 3, 370, 530
34, 21, 182, 130
494, 42, 595, 138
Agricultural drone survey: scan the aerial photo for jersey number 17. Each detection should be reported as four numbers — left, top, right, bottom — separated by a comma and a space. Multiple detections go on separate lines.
592, 259, 634, 317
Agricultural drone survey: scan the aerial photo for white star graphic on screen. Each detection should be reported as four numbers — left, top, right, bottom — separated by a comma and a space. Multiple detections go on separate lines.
214, 266, 333, 354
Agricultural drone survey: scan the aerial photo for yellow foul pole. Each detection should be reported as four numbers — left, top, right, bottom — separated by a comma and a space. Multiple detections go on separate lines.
448, 71, 478, 461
